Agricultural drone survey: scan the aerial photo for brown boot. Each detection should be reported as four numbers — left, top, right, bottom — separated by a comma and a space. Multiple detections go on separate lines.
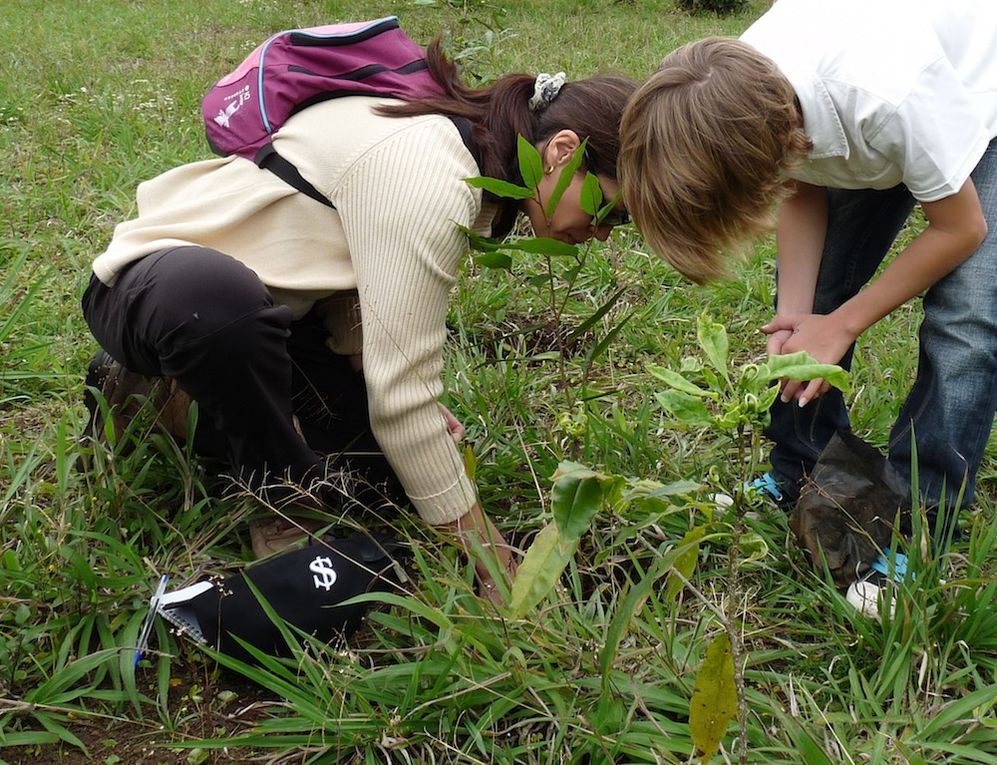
248, 514, 328, 559
83, 349, 192, 445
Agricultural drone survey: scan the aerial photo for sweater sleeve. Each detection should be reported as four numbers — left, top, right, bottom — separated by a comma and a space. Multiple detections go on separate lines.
331, 120, 481, 525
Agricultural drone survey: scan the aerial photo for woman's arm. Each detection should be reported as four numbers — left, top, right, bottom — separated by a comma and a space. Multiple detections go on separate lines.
438, 503, 516, 606
333, 119, 517, 599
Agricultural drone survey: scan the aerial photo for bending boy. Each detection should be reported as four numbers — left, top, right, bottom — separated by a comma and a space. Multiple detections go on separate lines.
620, 0, 996, 532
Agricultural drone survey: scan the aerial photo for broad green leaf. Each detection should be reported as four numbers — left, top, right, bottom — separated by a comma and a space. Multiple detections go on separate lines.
696, 313, 729, 383
500, 237, 578, 257
551, 461, 605, 540
579, 172, 603, 217
654, 390, 713, 427
545, 139, 588, 219
506, 523, 577, 619
664, 525, 706, 600
473, 251, 513, 269
689, 632, 737, 763
2, 548, 20, 571
681, 356, 704, 373
757, 383, 780, 412
647, 364, 715, 398
457, 224, 502, 253
517, 134, 543, 190
464, 176, 535, 200
622, 478, 702, 502
763, 352, 851, 394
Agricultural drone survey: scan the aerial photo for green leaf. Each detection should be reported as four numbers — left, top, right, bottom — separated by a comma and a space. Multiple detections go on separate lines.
793, 728, 833, 765
762, 352, 851, 394
647, 364, 714, 398
599, 550, 677, 692
463, 444, 476, 482
342, 591, 454, 634
473, 251, 513, 269
545, 139, 587, 219
582, 309, 636, 375
465, 176, 535, 200
740, 531, 769, 562
550, 461, 606, 539
506, 523, 577, 619
579, 172, 603, 217
654, 390, 713, 427
664, 525, 707, 600
594, 189, 625, 225
500, 237, 578, 257
696, 313, 729, 383
457, 224, 503, 252
757, 383, 780, 412
567, 286, 626, 342
517, 134, 543, 190
689, 632, 737, 763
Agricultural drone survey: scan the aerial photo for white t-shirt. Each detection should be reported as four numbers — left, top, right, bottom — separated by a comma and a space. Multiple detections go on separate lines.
741, 0, 997, 201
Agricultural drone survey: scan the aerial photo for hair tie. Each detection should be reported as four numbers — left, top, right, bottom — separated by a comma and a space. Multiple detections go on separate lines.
528, 71, 567, 112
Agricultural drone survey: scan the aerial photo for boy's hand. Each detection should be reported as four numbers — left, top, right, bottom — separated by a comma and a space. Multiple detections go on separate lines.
762, 312, 855, 406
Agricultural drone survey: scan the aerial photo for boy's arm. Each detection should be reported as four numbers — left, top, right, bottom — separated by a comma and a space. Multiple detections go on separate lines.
771, 181, 828, 347
767, 178, 987, 404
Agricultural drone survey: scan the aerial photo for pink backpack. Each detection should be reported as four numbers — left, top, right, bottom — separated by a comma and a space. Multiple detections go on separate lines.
201, 17, 445, 206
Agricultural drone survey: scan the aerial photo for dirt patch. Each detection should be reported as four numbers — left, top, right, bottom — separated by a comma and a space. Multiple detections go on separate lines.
11, 660, 276, 765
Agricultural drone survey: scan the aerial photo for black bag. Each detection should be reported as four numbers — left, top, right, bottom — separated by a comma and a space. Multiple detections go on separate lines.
157, 534, 402, 663
790, 431, 909, 588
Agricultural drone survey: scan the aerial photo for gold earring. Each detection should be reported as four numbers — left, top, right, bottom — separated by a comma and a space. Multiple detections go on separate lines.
545, 164, 555, 175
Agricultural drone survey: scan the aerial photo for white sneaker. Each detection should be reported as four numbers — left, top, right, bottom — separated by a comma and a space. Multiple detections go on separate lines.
845, 549, 910, 620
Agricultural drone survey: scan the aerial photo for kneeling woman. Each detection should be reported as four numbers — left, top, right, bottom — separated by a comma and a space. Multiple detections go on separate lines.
82, 36, 636, 600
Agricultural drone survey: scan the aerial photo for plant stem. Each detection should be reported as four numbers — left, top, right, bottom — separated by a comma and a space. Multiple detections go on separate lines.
728, 425, 749, 765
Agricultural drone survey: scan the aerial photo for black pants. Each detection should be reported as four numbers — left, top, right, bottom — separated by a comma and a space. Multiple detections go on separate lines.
82, 246, 403, 509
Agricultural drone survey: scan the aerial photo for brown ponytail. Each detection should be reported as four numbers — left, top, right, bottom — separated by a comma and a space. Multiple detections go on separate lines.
380, 40, 637, 236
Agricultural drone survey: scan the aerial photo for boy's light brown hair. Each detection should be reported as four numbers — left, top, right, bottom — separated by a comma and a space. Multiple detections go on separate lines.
619, 37, 811, 284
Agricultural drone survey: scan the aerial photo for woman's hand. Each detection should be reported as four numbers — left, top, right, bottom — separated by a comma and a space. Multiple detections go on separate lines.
439, 503, 516, 606
437, 402, 466, 443
761, 312, 857, 406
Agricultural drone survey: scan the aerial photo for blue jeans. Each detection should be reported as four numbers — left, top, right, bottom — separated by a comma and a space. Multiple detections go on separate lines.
765, 139, 997, 514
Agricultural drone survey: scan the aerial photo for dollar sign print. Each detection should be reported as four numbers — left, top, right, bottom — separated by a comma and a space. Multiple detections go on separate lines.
309, 555, 338, 591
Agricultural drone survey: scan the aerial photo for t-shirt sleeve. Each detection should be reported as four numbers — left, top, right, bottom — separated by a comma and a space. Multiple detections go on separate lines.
332, 120, 482, 525
869, 57, 990, 202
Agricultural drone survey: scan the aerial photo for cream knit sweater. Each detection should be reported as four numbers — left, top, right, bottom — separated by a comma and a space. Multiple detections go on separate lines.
92, 97, 498, 525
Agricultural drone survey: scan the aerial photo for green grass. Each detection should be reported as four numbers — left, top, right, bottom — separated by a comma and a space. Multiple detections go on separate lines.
1, 0, 995, 763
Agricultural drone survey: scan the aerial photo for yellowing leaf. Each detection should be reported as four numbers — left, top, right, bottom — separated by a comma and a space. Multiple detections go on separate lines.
463, 444, 476, 482
690, 632, 737, 763
506, 523, 577, 619
664, 525, 706, 600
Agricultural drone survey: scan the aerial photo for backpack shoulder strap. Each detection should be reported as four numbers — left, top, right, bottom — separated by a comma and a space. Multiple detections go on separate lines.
255, 144, 335, 209
255, 116, 480, 211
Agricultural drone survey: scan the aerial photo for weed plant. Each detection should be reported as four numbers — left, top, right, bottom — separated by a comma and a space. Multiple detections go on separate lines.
1, 1, 995, 763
